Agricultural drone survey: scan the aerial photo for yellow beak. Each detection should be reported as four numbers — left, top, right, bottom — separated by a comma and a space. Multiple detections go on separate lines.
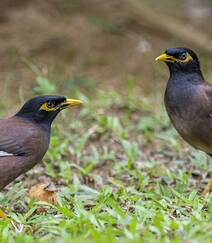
62, 98, 83, 108
155, 53, 175, 63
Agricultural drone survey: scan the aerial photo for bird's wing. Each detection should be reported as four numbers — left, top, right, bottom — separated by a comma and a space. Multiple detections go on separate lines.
0, 117, 41, 157
0, 137, 26, 156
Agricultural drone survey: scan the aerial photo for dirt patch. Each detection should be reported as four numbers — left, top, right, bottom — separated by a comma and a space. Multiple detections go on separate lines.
0, 0, 212, 107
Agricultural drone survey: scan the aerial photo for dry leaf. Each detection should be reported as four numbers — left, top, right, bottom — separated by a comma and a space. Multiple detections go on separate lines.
29, 183, 57, 212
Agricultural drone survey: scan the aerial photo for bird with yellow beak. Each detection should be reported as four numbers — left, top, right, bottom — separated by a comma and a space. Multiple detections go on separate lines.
156, 47, 212, 195
0, 95, 82, 190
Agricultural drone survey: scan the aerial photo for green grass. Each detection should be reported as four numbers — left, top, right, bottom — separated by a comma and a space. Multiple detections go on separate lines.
1, 81, 212, 243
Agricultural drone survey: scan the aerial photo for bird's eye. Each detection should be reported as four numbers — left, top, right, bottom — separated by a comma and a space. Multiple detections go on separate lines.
180, 53, 187, 60
46, 101, 55, 109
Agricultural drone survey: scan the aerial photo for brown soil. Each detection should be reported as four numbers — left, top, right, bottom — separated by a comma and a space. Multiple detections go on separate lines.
0, 0, 212, 107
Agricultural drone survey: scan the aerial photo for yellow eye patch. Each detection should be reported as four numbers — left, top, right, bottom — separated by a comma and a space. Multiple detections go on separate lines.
40, 102, 57, 112
179, 53, 193, 63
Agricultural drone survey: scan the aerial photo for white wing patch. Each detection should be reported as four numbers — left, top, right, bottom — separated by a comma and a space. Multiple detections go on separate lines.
0, 151, 14, 157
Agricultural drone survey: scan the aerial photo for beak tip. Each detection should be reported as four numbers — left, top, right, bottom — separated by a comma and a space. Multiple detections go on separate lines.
155, 55, 163, 62
77, 100, 83, 105
65, 98, 83, 107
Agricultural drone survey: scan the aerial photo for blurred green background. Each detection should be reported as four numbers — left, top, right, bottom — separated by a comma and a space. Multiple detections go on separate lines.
0, 0, 212, 112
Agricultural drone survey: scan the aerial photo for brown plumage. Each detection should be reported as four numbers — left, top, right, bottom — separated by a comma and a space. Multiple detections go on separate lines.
156, 47, 212, 194
0, 95, 82, 189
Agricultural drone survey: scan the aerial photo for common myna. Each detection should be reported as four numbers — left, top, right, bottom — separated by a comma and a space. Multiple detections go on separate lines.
0, 95, 82, 190
156, 47, 212, 194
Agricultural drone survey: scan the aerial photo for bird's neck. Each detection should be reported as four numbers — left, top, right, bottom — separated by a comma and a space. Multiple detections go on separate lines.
37, 121, 52, 134
165, 69, 204, 120
167, 65, 204, 85
15, 114, 52, 135
166, 62, 204, 84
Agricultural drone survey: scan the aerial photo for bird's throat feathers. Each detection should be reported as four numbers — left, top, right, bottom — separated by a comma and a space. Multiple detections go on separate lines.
166, 62, 204, 84
14, 111, 57, 136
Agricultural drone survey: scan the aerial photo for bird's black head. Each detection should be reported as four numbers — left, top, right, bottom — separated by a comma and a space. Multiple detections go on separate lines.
15, 95, 82, 129
156, 47, 203, 78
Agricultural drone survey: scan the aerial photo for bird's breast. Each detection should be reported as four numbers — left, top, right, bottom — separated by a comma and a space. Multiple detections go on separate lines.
164, 80, 211, 151
165, 81, 198, 124
161, 57, 212, 154
0, 117, 50, 189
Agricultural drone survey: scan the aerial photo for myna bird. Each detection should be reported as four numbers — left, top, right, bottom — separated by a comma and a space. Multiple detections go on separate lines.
156, 47, 212, 194
0, 95, 82, 190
